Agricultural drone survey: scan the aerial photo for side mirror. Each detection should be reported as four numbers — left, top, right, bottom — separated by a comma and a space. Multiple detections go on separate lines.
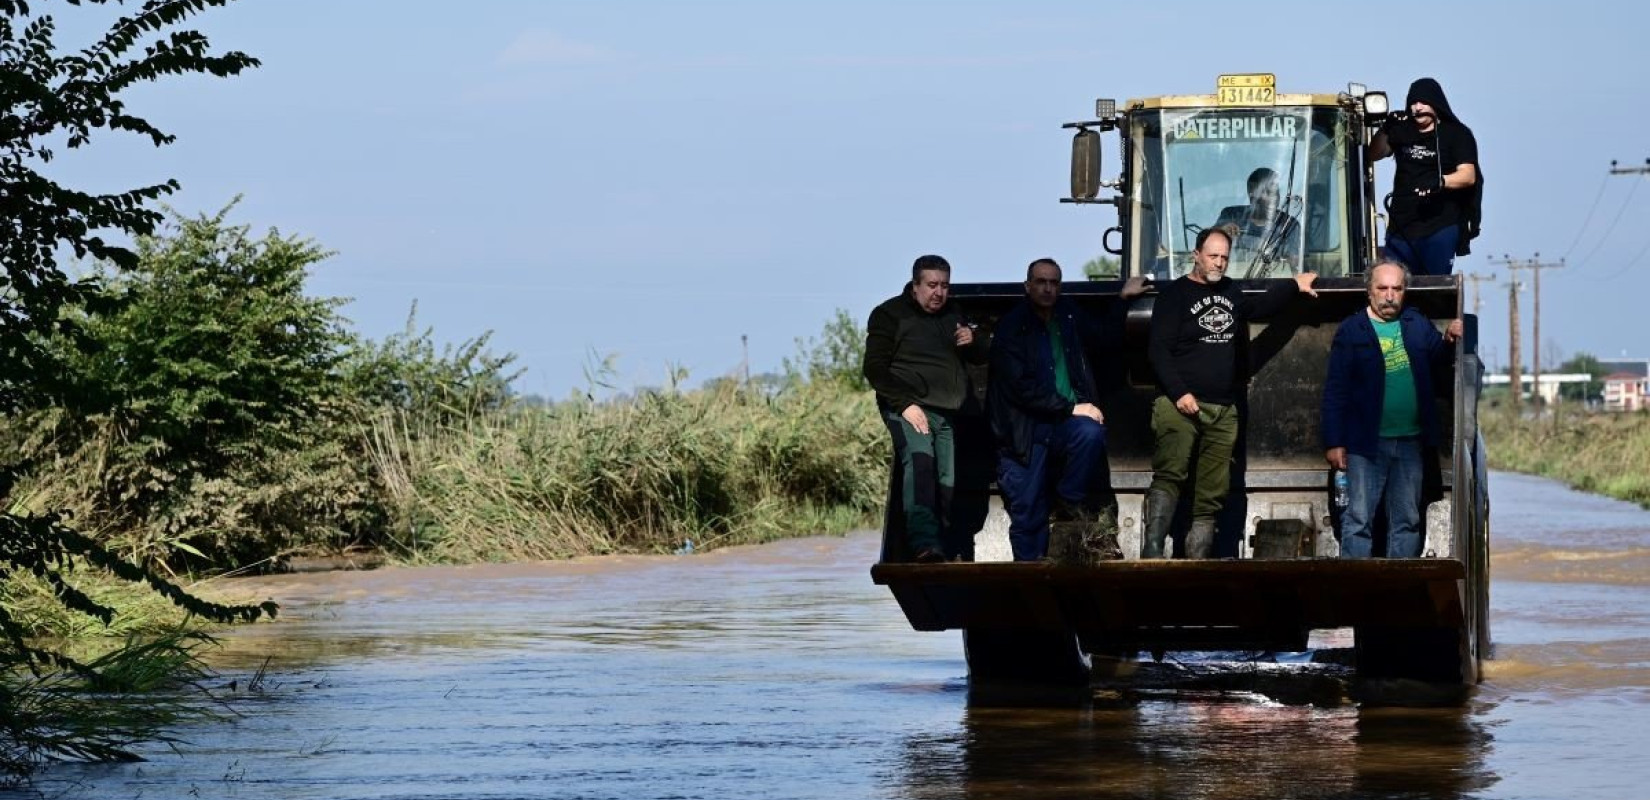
1070, 128, 1101, 200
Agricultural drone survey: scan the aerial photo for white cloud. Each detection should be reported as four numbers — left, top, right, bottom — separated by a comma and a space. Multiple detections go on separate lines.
497, 30, 622, 66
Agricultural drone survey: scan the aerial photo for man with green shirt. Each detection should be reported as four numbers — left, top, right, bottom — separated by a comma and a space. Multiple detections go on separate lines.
986, 258, 1147, 562
1321, 261, 1462, 558
863, 254, 987, 562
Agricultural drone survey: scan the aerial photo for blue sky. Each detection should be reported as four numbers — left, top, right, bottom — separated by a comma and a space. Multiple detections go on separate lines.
43, 0, 1650, 395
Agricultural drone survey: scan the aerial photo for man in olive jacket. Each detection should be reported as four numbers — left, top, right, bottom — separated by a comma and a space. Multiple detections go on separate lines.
863, 254, 986, 562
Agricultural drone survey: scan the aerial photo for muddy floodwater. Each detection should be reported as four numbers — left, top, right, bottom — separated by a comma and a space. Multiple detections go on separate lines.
18, 471, 1650, 799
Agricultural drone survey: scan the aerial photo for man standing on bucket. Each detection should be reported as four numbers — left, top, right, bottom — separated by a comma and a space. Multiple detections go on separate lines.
1143, 228, 1317, 559
1322, 260, 1462, 558
863, 254, 987, 562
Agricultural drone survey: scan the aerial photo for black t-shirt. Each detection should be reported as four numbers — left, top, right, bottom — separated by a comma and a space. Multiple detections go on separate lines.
1147, 276, 1298, 406
1385, 117, 1479, 239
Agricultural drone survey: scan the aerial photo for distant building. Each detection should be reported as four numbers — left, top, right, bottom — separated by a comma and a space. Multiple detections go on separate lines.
1601, 358, 1649, 412
1482, 373, 1593, 405
1599, 358, 1649, 377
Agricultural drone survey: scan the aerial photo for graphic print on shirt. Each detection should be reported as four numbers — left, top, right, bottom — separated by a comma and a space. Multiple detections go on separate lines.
1401, 142, 1437, 164
1381, 332, 1412, 374
1191, 295, 1236, 344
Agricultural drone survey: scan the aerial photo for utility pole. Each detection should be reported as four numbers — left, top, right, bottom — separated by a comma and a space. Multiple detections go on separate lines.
1524, 254, 1565, 407
1492, 256, 1525, 410
1462, 271, 1496, 318
740, 334, 750, 387
1609, 158, 1650, 176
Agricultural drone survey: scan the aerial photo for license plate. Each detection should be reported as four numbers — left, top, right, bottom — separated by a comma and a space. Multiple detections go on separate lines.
1217, 73, 1276, 106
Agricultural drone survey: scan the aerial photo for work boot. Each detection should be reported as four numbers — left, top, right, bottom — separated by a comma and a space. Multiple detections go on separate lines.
1080, 503, 1124, 562
1184, 518, 1216, 559
1140, 488, 1175, 559
912, 546, 947, 564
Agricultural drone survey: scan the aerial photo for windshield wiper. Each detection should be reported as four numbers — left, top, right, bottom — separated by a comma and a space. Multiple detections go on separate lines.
1248, 127, 1302, 278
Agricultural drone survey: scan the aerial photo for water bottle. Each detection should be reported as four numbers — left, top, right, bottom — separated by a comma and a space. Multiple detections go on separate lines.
1332, 470, 1349, 510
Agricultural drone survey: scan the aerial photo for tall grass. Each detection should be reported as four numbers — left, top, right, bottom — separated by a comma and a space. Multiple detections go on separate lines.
369, 379, 889, 563
0, 630, 221, 784
1481, 408, 1650, 507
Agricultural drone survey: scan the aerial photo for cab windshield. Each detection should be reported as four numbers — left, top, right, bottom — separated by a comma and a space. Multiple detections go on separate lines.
1130, 106, 1353, 279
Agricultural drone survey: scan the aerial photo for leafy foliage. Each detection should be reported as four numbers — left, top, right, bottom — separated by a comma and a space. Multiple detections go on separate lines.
0, 509, 277, 784
1082, 256, 1121, 279
343, 303, 520, 427
1556, 352, 1605, 402
0, 0, 274, 783
0, 0, 258, 413
783, 308, 869, 392
43, 206, 370, 567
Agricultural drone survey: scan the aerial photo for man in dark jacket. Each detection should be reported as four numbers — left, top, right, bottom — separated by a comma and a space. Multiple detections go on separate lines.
1369, 77, 1481, 275
863, 254, 987, 562
987, 258, 1147, 562
1322, 261, 1461, 558
1145, 228, 1317, 559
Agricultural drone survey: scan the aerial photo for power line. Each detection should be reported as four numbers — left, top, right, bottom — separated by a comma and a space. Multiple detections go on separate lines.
1588, 158, 1650, 278
1570, 174, 1641, 270
1597, 231, 1650, 280
1560, 173, 1611, 259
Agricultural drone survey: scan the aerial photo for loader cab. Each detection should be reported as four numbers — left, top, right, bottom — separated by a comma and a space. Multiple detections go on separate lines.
1070, 76, 1391, 281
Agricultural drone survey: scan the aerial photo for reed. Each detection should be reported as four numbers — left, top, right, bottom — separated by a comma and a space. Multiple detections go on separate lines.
1481, 408, 1650, 508
369, 379, 889, 563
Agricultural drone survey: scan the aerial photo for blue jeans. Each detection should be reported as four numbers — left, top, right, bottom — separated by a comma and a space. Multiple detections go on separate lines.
1385, 226, 1460, 276
1340, 437, 1423, 558
997, 417, 1107, 561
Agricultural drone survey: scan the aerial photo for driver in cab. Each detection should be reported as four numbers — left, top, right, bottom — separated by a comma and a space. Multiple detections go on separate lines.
1212, 167, 1302, 276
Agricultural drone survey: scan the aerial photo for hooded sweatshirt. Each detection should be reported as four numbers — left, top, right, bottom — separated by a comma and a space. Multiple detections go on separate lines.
1385, 77, 1482, 249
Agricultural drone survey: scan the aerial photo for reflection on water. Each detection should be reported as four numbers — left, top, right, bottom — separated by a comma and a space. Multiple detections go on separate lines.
901, 701, 1494, 799
17, 472, 1650, 799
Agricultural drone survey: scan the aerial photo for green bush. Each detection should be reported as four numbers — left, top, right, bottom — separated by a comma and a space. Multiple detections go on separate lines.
784, 308, 870, 392
11, 206, 374, 568
2, 0, 278, 784
342, 304, 518, 427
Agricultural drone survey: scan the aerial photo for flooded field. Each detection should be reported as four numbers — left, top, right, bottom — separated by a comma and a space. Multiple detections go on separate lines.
17, 471, 1650, 799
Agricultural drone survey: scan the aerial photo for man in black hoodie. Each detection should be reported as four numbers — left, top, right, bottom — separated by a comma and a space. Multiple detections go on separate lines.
1369, 77, 1481, 275
863, 254, 987, 562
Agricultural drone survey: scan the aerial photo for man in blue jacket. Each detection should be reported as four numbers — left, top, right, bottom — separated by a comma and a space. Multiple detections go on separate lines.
1321, 261, 1462, 558
987, 258, 1147, 562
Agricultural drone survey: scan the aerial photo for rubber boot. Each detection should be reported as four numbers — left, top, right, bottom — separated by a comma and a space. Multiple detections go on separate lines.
1140, 488, 1175, 559
1184, 518, 1216, 559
